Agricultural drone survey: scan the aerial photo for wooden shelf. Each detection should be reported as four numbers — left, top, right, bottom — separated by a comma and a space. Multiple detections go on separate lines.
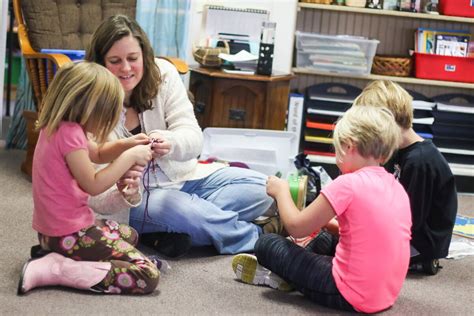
307, 154, 473, 177
292, 68, 474, 90
298, 3, 474, 24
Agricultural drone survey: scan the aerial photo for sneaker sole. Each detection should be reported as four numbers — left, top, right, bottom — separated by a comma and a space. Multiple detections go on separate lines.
232, 254, 293, 291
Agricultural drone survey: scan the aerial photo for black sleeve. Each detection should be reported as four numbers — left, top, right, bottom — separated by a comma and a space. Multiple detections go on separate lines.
433, 170, 458, 231
399, 160, 434, 232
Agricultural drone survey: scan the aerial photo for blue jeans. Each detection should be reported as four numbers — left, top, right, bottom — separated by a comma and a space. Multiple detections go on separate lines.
129, 167, 273, 254
255, 233, 355, 312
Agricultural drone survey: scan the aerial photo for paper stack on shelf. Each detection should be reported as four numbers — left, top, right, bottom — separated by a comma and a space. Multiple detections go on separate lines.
431, 95, 474, 168
295, 31, 379, 76
218, 50, 258, 74
412, 99, 436, 139
303, 83, 361, 158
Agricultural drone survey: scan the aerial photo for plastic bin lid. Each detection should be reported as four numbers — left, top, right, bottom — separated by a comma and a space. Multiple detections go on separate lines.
201, 128, 299, 178
40, 49, 86, 61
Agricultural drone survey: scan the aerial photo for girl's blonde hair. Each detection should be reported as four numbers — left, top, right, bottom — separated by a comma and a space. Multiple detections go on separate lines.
37, 61, 124, 143
333, 106, 401, 164
353, 80, 413, 129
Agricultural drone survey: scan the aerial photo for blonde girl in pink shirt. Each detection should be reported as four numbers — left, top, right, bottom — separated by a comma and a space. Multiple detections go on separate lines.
18, 61, 160, 295
232, 106, 412, 313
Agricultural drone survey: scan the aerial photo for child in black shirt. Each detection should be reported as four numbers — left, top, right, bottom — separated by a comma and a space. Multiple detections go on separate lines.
353, 80, 457, 274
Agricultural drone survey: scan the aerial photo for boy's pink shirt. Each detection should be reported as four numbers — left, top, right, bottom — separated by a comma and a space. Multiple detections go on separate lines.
321, 166, 411, 313
32, 122, 95, 236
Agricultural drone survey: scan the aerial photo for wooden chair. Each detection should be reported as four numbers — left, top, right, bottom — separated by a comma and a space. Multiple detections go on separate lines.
13, 0, 188, 177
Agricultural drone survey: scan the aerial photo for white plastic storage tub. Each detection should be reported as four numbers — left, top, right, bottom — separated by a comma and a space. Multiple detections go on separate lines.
295, 31, 379, 75
200, 128, 299, 178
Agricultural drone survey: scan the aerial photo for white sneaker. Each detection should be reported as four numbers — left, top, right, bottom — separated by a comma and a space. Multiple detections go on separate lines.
231, 254, 293, 291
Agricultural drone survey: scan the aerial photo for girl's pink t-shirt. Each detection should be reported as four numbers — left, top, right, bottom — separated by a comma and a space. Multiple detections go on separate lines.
32, 122, 95, 236
321, 166, 411, 313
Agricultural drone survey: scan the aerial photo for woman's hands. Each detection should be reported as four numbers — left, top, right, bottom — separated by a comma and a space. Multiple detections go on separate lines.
266, 175, 290, 199
149, 132, 171, 158
117, 164, 144, 204
117, 164, 144, 193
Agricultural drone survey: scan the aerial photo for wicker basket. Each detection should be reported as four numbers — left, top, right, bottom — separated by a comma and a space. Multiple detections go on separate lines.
192, 43, 229, 68
371, 55, 413, 77
299, 0, 333, 4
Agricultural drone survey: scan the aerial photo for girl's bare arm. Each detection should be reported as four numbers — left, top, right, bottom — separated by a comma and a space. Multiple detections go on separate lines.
66, 145, 152, 196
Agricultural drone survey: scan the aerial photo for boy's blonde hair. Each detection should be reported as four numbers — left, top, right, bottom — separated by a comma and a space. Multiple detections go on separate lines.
37, 61, 124, 143
353, 80, 413, 129
333, 106, 401, 164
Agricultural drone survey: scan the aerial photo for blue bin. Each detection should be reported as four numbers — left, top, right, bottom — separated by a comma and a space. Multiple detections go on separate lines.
40, 49, 85, 61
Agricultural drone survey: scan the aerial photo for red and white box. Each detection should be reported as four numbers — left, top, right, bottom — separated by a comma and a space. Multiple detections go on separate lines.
414, 53, 474, 83
439, 0, 474, 18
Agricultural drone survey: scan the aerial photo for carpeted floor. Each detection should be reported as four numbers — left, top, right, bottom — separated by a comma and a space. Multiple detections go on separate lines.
1, 148, 473, 315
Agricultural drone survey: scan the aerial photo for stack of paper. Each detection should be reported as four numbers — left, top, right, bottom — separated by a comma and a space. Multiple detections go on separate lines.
218, 50, 258, 74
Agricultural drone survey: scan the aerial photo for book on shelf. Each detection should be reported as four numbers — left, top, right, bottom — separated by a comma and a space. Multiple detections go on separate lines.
435, 34, 470, 57
415, 28, 471, 55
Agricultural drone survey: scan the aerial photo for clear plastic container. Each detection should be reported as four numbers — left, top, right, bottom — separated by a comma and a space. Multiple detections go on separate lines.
295, 31, 380, 75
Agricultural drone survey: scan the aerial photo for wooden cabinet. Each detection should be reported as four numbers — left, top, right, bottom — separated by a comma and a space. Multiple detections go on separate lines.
189, 67, 294, 130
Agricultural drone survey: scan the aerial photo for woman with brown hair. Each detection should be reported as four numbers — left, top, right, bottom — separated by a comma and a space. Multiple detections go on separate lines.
87, 15, 276, 257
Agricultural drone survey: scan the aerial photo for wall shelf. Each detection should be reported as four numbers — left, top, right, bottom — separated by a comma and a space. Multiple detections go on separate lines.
307, 154, 473, 177
292, 68, 474, 90
298, 3, 474, 24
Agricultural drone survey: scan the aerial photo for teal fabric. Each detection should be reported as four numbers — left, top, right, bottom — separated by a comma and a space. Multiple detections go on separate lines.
6, 58, 35, 150
136, 0, 191, 60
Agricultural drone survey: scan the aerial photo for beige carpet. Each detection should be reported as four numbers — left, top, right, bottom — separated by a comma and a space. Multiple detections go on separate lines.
1, 148, 473, 315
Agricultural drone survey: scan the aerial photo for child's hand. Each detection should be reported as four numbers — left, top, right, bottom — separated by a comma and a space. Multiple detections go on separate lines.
126, 144, 153, 166
266, 175, 290, 198
149, 136, 171, 158
127, 133, 151, 146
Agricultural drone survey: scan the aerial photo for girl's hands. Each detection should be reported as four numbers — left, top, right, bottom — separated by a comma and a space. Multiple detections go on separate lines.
266, 175, 290, 199
149, 133, 171, 158
127, 133, 151, 146
126, 144, 153, 166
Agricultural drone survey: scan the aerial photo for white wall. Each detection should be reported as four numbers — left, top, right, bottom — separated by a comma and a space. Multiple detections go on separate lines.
186, 0, 298, 74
